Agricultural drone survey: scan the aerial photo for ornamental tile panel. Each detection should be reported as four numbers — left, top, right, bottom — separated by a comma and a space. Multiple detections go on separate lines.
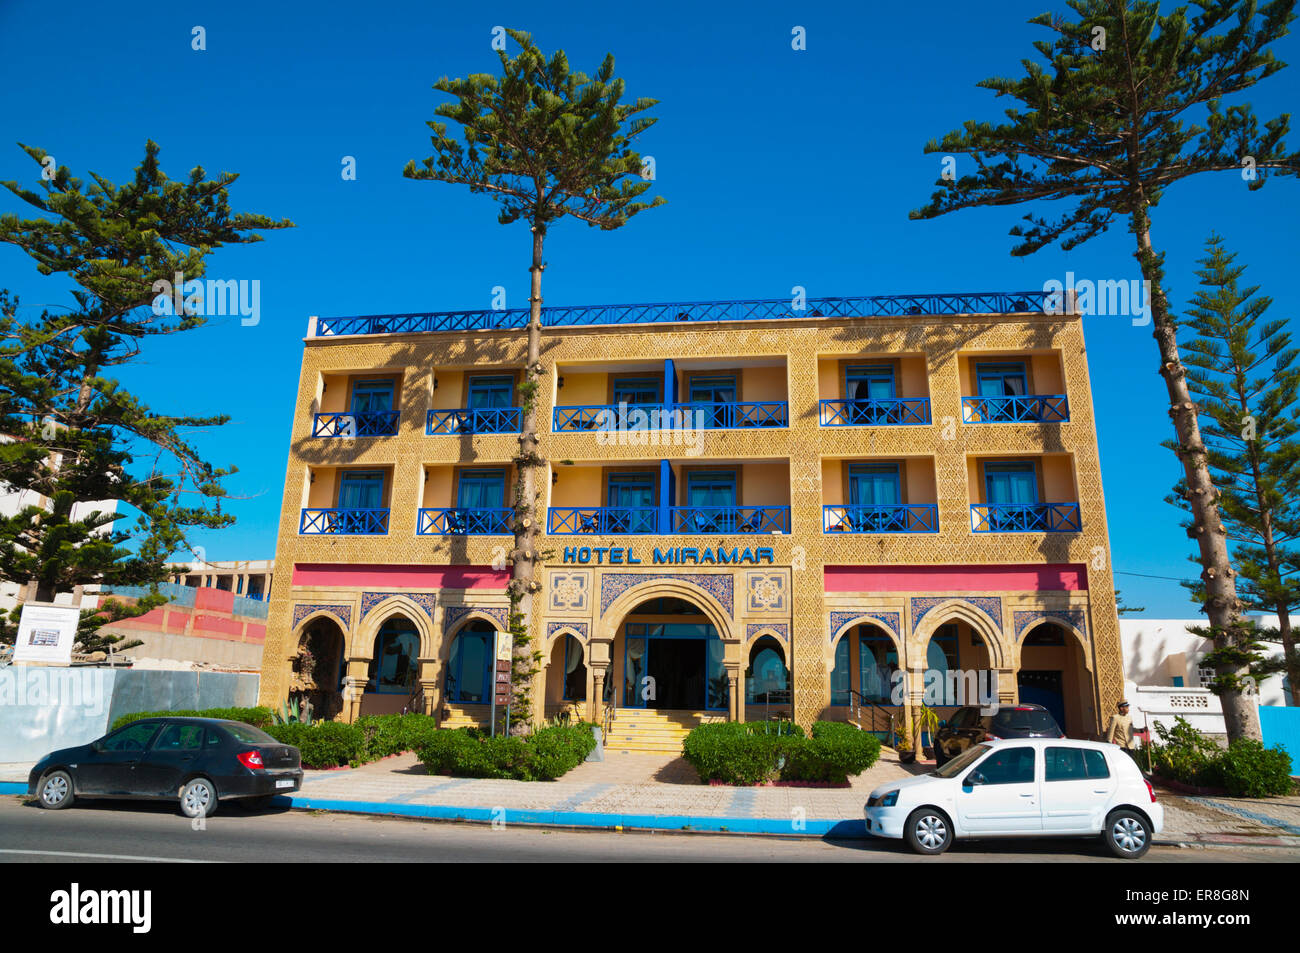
828, 611, 902, 642
292, 603, 351, 630
443, 604, 509, 634
1013, 609, 1088, 642
599, 572, 734, 617
745, 570, 788, 612
911, 596, 1002, 632
745, 622, 789, 643
547, 621, 590, 642
547, 569, 590, 612
359, 590, 438, 623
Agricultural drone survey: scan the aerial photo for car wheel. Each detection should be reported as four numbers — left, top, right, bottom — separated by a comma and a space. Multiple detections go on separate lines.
179, 777, 218, 819
1103, 809, 1152, 859
904, 808, 952, 855
36, 770, 74, 810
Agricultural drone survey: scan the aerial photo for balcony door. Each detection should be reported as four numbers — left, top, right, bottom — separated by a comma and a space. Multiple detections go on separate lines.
847, 463, 901, 532
845, 365, 895, 423
984, 462, 1038, 505
688, 376, 736, 428
338, 471, 384, 510
606, 473, 656, 533
686, 471, 736, 533
350, 380, 393, 414
457, 469, 506, 510
467, 375, 513, 409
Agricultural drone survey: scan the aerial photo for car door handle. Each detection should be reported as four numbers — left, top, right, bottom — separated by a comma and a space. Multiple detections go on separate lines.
1092, 789, 1108, 794
1019, 793, 1035, 797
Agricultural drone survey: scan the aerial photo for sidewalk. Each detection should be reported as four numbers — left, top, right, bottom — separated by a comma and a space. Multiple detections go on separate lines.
4, 753, 1299, 844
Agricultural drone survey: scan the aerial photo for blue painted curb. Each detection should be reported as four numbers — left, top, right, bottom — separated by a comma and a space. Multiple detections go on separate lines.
286, 793, 869, 838
0, 782, 27, 796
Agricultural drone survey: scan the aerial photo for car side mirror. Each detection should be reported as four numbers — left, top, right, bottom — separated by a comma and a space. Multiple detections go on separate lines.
963, 771, 986, 787
91, 740, 105, 753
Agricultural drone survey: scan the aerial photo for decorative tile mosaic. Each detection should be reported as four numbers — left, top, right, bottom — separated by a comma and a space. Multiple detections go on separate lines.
359, 590, 438, 623
443, 604, 509, 634
745, 622, 789, 643
546, 621, 590, 642
745, 571, 787, 612
547, 569, 590, 612
1013, 609, 1087, 642
828, 611, 902, 642
599, 572, 734, 617
292, 603, 351, 630
911, 596, 1002, 631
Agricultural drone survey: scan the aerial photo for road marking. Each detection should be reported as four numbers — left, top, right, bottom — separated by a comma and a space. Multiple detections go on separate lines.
0, 848, 217, 863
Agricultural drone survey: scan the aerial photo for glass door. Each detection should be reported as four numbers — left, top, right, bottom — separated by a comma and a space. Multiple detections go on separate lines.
688, 376, 736, 428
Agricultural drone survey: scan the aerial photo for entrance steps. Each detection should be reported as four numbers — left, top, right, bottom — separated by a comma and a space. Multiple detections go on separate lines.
440, 704, 491, 729
604, 708, 719, 754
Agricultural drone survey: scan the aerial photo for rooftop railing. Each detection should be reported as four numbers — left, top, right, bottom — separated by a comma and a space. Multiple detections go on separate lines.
311, 290, 1062, 338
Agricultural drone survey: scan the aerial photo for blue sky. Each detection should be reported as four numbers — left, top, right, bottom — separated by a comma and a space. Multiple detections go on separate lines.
1, 0, 1297, 616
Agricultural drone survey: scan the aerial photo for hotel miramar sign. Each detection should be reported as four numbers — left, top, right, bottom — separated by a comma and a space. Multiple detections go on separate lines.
559, 545, 776, 566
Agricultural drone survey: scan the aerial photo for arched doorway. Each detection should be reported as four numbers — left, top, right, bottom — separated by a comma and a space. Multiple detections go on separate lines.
744, 636, 790, 718
1018, 622, 1089, 736
294, 616, 347, 720
829, 623, 901, 731
446, 619, 495, 704
545, 633, 588, 718
616, 596, 727, 712
367, 615, 420, 697
914, 616, 999, 719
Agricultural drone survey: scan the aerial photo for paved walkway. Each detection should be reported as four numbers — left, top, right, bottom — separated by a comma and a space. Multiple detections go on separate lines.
5, 754, 1299, 843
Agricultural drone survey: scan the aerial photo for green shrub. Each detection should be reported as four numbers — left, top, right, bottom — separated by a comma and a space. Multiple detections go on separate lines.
416, 722, 597, 781
681, 720, 876, 785
1206, 738, 1294, 798
788, 721, 883, 784
355, 713, 441, 759
110, 706, 275, 732
264, 721, 365, 769
1147, 716, 1220, 786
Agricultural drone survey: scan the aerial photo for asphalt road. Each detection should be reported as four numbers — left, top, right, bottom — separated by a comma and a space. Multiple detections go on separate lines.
1, 795, 1295, 863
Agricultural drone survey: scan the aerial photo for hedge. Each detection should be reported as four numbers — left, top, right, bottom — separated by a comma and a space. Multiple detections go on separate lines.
416, 723, 597, 781
263, 721, 366, 769
1146, 716, 1293, 797
682, 720, 881, 785
110, 706, 275, 732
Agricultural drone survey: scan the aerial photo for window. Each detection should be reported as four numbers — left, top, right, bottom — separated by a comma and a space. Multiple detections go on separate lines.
974, 746, 1035, 784
467, 375, 513, 409
746, 639, 789, 705
152, 724, 203, 751
974, 362, 1028, 398
606, 472, 656, 533
688, 376, 736, 427
831, 637, 851, 705
848, 463, 901, 505
456, 469, 506, 509
101, 722, 160, 752
927, 624, 961, 705
371, 618, 419, 694
845, 365, 896, 424
984, 462, 1038, 505
613, 378, 661, 405
685, 471, 737, 533
219, 723, 278, 745
338, 470, 384, 510
858, 631, 898, 704
563, 636, 587, 701
350, 380, 394, 414
1045, 746, 1110, 781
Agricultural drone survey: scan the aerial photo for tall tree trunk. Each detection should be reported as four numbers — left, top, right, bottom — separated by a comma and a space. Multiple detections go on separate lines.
1133, 210, 1261, 741
506, 223, 546, 732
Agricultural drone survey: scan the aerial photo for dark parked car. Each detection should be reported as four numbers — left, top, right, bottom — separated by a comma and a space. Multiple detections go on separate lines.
932, 703, 1064, 766
27, 717, 303, 818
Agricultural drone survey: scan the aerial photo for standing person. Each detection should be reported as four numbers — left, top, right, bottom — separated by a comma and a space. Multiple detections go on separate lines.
1104, 700, 1134, 750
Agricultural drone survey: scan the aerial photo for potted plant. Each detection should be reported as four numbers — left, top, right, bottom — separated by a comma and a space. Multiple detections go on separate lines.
915, 705, 941, 760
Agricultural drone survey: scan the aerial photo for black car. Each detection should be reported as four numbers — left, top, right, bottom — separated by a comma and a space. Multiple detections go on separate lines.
27, 717, 303, 818
932, 703, 1064, 766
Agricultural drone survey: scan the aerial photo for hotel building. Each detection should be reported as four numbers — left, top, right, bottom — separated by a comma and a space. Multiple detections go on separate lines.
259, 291, 1122, 748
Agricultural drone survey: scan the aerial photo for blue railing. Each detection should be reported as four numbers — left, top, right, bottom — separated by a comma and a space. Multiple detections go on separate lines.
552, 401, 788, 432
426, 407, 522, 435
962, 395, 1069, 423
299, 508, 390, 535
671, 506, 790, 534
548, 507, 659, 535
417, 507, 512, 535
312, 291, 1060, 337
819, 398, 931, 426
312, 411, 400, 437
823, 504, 939, 533
547, 505, 790, 534
970, 503, 1081, 533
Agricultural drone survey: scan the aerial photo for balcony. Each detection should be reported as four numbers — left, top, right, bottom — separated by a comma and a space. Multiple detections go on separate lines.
819, 398, 930, 426
417, 507, 512, 536
427, 407, 522, 435
312, 411, 400, 437
970, 503, 1081, 533
299, 508, 390, 535
962, 394, 1068, 423
547, 505, 789, 535
552, 400, 788, 432
823, 504, 938, 533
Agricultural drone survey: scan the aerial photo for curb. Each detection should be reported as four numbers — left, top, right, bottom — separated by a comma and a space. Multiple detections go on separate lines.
286, 793, 867, 837
0, 782, 26, 795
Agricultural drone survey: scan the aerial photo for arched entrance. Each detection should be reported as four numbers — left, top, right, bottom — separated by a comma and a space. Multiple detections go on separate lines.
446, 619, 495, 704
744, 635, 790, 718
544, 632, 588, 718
367, 614, 420, 696
1018, 622, 1090, 736
294, 616, 347, 720
616, 597, 727, 712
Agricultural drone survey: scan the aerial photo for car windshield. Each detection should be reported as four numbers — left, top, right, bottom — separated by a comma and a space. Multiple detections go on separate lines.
220, 722, 278, 744
992, 707, 1059, 733
932, 743, 990, 778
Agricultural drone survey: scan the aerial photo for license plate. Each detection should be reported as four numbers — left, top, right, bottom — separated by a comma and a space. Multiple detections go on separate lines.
275, 779, 295, 789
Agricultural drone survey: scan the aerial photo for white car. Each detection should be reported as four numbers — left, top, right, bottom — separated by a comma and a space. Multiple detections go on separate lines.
864, 738, 1163, 858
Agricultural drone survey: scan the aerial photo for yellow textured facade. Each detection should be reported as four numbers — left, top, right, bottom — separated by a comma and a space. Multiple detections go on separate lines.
259, 308, 1121, 737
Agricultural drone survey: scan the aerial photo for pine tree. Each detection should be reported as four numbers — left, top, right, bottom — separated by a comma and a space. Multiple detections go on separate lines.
403, 29, 664, 730
1177, 234, 1300, 705
0, 142, 292, 648
909, 0, 1299, 741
